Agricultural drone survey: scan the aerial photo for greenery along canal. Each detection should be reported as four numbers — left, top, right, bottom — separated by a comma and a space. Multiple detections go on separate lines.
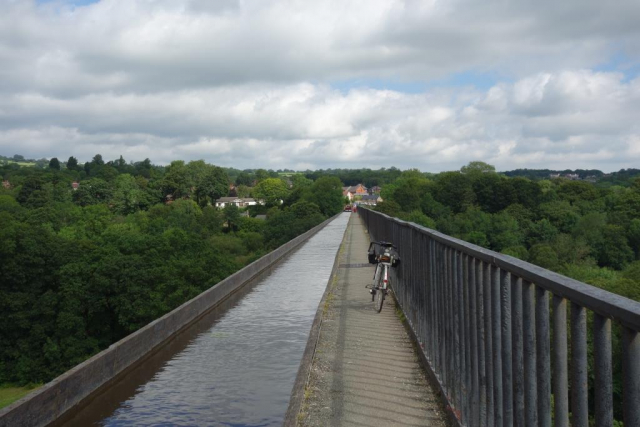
56, 213, 350, 426
0, 157, 346, 395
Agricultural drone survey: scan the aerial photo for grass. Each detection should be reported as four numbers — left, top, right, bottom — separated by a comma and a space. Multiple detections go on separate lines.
0, 384, 41, 409
3, 160, 36, 167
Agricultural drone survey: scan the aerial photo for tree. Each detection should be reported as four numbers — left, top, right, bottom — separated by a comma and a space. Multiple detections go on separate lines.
222, 204, 240, 231
304, 176, 343, 216
433, 172, 475, 214
235, 172, 254, 186
596, 225, 634, 269
72, 178, 112, 206
460, 161, 496, 175
255, 169, 270, 182
49, 158, 61, 170
557, 181, 599, 204
529, 244, 561, 271
67, 156, 78, 171
236, 185, 251, 198
17, 175, 50, 208
111, 174, 145, 215
195, 166, 228, 207
162, 161, 192, 199
253, 178, 289, 207
92, 154, 104, 166
114, 155, 126, 171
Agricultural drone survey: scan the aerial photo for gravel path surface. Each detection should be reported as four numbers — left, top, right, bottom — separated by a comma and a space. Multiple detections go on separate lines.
297, 214, 447, 427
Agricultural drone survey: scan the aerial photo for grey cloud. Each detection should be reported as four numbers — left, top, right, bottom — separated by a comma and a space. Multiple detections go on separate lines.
1, 71, 637, 171
1, 0, 639, 95
0, 1, 638, 172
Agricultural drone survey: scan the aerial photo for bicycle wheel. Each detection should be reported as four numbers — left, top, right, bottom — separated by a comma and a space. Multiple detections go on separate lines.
375, 268, 385, 312
371, 264, 380, 301
375, 285, 384, 312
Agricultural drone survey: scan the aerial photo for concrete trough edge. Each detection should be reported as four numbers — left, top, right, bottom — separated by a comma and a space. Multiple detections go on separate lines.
0, 214, 339, 427
283, 214, 350, 426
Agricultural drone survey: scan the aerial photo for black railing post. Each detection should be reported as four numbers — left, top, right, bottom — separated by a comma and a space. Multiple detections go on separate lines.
623, 327, 640, 426
552, 296, 569, 427
570, 303, 588, 427
594, 314, 613, 427
512, 276, 524, 427
522, 280, 537, 427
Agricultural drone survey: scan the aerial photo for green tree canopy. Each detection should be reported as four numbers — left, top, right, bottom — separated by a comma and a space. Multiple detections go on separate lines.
253, 178, 289, 207
49, 158, 60, 170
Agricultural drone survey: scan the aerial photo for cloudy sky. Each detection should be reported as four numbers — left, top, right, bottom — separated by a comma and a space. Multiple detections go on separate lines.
1, 0, 639, 171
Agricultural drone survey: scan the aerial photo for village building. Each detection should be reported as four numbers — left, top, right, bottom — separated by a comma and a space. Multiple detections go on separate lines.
2, 180, 10, 189
359, 194, 383, 206
71, 181, 79, 190
215, 197, 264, 208
343, 184, 368, 195
368, 185, 382, 194
343, 190, 354, 201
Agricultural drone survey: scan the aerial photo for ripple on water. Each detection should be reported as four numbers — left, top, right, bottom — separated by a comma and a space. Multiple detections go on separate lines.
96, 213, 350, 427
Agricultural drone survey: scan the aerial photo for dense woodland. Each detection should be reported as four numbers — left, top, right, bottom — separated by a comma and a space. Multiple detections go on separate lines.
0, 155, 344, 387
2, 156, 639, 421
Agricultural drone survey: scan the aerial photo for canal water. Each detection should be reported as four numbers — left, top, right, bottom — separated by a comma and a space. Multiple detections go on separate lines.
56, 213, 349, 427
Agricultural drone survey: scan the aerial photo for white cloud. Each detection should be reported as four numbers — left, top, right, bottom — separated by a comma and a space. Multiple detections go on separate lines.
0, 0, 638, 171
0, 70, 638, 171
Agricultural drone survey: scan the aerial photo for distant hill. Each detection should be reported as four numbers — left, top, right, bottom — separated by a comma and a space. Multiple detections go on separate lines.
501, 168, 604, 180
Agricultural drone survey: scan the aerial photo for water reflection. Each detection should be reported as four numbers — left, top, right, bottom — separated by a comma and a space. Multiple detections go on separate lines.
58, 213, 349, 427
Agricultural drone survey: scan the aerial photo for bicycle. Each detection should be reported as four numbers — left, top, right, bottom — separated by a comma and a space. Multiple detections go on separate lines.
366, 241, 398, 313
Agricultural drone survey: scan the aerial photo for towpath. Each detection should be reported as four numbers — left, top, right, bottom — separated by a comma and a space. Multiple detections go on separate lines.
297, 213, 447, 427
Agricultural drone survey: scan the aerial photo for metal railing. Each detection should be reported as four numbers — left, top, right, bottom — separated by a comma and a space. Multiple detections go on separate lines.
359, 208, 640, 427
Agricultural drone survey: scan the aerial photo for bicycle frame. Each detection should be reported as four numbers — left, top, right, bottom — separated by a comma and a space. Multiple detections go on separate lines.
373, 261, 391, 291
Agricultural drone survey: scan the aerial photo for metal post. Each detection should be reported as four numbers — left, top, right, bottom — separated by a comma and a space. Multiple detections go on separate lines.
522, 281, 537, 427
512, 276, 524, 427
453, 250, 461, 413
492, 265, 503, 426
536, 286, 551, 427
484, 262, 494, 427
469, 256, 480, 425
552, 296, 568, 427
501, 270, 513, 427
594, 313, 612, 427
570, 303, 588, 427
476, 260, 487, 427
622, 327, 640, 426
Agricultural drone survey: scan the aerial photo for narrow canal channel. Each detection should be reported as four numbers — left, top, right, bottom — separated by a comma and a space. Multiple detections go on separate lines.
56, 213, 350, 427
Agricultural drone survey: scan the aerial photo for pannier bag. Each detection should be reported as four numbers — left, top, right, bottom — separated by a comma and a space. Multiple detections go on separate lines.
368, 241, 401, 267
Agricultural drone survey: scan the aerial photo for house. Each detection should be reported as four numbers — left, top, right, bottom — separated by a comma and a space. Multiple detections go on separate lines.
549, 173, 561, 179
566, 174, 580, 181
2, 180, 10, 189
369, 186, 381, 194
360, 194, 383, 206
215, 197, 264, 208
343, 184, 368, 195
343, 189, 354, 201
71, 181, 79, 190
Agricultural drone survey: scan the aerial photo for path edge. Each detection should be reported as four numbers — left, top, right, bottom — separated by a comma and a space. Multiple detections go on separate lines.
283, 213, 351, 426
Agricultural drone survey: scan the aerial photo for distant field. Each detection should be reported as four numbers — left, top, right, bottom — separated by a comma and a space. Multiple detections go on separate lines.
278, 172, 302, 177
3, 160, 36, 167
0, 384, 41, 409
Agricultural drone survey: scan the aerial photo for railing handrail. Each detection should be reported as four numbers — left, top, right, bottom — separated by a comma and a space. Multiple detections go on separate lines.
371, 209, 640, 331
